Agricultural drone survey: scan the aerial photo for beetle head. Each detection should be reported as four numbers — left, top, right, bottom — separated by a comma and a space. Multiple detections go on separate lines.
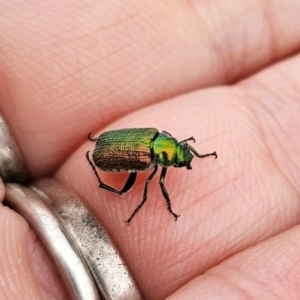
174, 143, 194, 169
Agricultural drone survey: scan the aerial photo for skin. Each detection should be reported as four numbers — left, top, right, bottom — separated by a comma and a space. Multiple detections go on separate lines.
0, 0, 300, 299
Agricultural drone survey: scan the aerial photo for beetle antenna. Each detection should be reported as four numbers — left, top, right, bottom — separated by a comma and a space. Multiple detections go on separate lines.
88, 133, 98, 141
189, 145, 217, 159
179, 137, 195, 143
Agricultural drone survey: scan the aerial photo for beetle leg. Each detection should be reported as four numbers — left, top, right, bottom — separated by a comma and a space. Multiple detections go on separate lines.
86, 151, 137, 195
179, 136, 196, 143
87, 133, 98, 141
159, 167, 180, 221
189, 146, 217, 159
126, 165, 158, 225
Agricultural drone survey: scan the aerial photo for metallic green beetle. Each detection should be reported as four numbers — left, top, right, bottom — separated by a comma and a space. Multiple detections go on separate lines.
86, 128, 217, 224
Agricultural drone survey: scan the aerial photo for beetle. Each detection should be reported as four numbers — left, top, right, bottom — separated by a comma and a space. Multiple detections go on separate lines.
86, 128, 217, 224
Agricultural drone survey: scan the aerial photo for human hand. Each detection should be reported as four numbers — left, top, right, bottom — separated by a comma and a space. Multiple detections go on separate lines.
1, 1, 300, 299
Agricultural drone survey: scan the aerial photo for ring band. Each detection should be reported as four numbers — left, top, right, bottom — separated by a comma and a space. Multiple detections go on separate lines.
5, 182, 100, 300
0, 116, 28, 183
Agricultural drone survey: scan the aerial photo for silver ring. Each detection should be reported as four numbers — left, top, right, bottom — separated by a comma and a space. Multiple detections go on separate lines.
1, 114, 142, 300
0, 116, 28, 183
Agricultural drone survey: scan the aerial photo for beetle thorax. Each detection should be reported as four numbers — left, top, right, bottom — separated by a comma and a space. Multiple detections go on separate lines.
152, 133, 178, 168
